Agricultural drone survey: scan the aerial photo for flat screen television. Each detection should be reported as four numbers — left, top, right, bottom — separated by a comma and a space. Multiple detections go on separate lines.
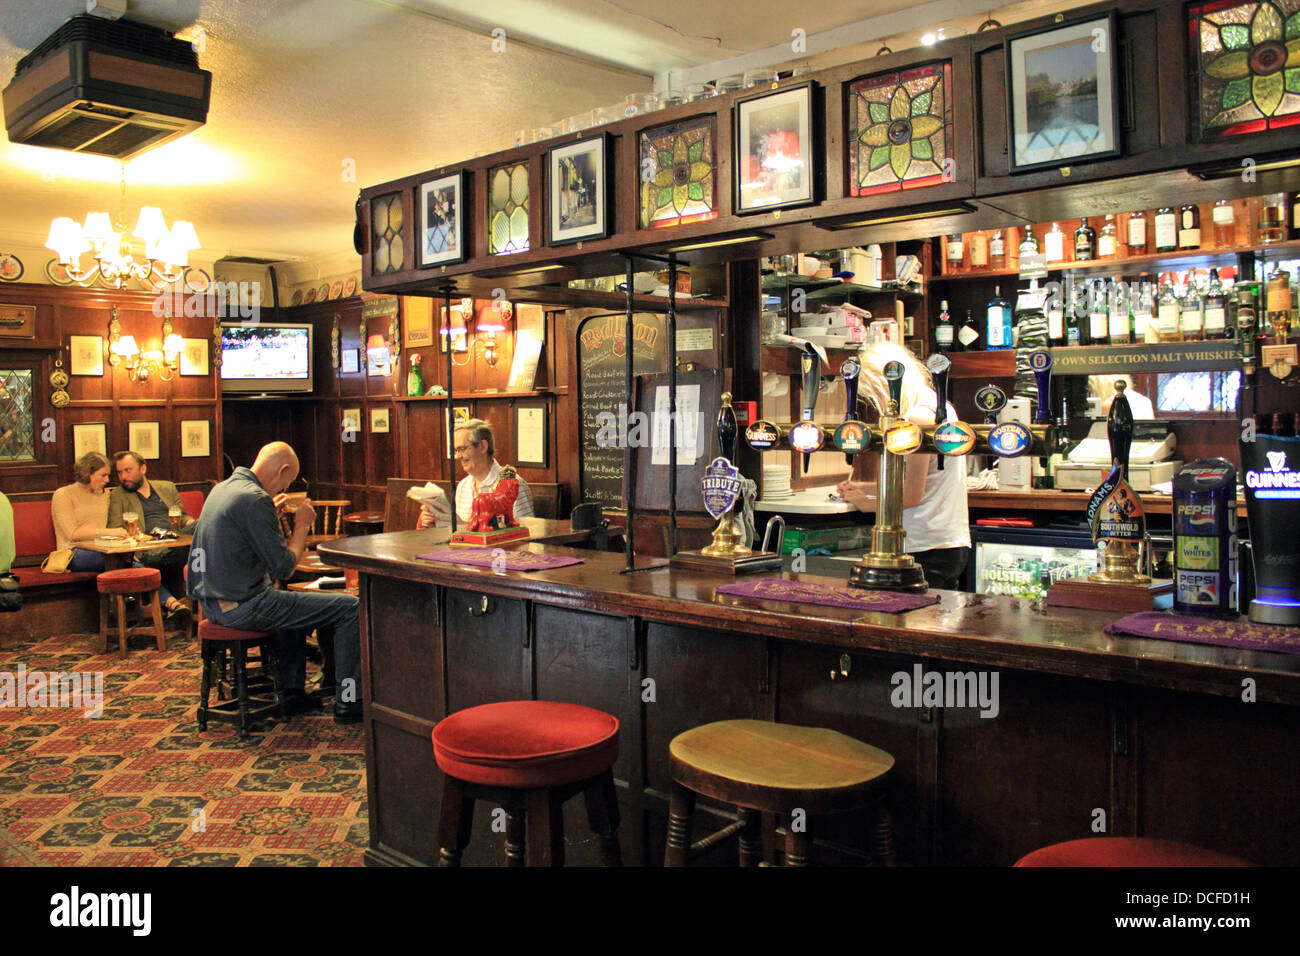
220, 323, 313, 394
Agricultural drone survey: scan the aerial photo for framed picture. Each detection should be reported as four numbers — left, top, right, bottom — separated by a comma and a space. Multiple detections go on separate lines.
514, 402, 548, 468
367, 340, 391, 376
734, 81, 819, 214
404, 297, 434, 348
342, 408, 362, 437
179, 337, 209, 376
417, 171, 467, 268
341, 348, 360, 374
128, 421, 160, 460
71, 422, 107, 462
0, 304, 36, 338
548, 133, 610, 245
180, 419, 210, 458
69, 335, 104, 376
447, 405, 472, 456
1005, 12, 1120, 174
370, 407, 390, 434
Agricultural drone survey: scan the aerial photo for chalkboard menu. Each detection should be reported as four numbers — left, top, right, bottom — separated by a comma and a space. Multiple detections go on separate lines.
577, 312, 666, 508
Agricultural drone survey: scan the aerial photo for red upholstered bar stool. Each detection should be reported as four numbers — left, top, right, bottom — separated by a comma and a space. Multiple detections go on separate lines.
196, 620, 285, 741
431, 701, 622, 867
97, 567, 166, 658
665, 719, 896, 867
1015, 838, 1254, 867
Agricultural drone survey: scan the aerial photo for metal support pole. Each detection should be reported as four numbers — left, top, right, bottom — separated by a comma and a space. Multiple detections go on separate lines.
443, 286, 456, 534
667, 253, 678, 557
624, 257, 636, 571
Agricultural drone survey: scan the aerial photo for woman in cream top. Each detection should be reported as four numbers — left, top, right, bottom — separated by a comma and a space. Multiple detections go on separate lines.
51, 451, 126, 571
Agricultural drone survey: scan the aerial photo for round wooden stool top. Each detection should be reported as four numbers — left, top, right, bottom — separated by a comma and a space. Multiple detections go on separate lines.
669, 719, 894, 815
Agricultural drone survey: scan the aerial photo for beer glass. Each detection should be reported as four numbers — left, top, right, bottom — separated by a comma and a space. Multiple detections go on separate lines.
122, 512, 140, 540
169, 506, 183, 534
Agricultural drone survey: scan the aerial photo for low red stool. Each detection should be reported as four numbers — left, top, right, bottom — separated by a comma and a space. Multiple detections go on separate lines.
97, 567, 166, 658
1015, 837, 1254, 867
432, 700, 622, 867
197, 620, 284, 741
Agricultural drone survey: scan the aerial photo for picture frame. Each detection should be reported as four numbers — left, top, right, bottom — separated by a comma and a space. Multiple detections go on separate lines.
514, 401, 548, 469
180, 337, 209, 376
341, 348, 360, 374
128, 421, 160, 460
0, 304, 36, 338
447, 405, 471, 456
417, 170, 467, 268
547, 133, 610, 245
1005, 12, 1120, 174
69, 335, 104, 376
367, 339, 391, 376
370, 407, 390, 434
733, 81, 819, 215
403, 297, 434, 348
179, 419, 210, 458
342, 408, 362, 437
72, 422, 107, 462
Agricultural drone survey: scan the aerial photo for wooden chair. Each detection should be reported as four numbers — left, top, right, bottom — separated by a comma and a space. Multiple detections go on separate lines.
279, 499, 351, 544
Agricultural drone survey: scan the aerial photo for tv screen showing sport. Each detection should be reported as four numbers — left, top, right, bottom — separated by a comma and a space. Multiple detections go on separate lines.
220, 325, 312, 393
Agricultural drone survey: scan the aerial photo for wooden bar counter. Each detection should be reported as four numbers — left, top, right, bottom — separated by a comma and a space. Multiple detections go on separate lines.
319, 522, 1300, 867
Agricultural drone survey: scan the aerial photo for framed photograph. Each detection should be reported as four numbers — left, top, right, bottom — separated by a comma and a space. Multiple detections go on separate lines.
417, 171, 467, 268
734, 81, 819, 214
404, 297, 434, 348
180, 337, 209, 376
180, 419, 210, 458
370, 407, 390, 434
1005, 12, 1120, 174
514, 402, 548, 468
342, 408, 362, 437
0, 304, 36, 338
69, 335, 104, 376
341, 348, 360, 374
548, 133, 610, 245
128, 421, 160, 460
71, 422, 107, 462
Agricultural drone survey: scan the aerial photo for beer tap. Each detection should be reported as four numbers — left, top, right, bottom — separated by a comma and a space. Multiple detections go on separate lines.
840, 357, 861, 466
796, 342, 824, 471
926, 353, 951, 471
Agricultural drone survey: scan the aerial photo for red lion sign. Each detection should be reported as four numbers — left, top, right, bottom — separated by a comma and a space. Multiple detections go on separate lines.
466, 466, 521, 532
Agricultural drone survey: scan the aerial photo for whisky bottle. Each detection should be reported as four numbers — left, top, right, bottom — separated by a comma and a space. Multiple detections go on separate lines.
958, 309, 981, 351
1178, 204, 1201, 250
946, 234, 964, 272
1044, 222, 1066, 262
1019, 229, 1040, 259
1259, 194, 1286, 244
1066, 279, 1085, 345
1155, 206, 1177, 252
1203, 268, 1228, 339
1127, 210, 1148, 255
1099, 215, 1118, 259
1074, 217, 1096, 261
986, 285, 1013, 350
1134, 276, 1157, 344
1046, 287, 1066, 347
1180, 272, 1205, 342
1088, 279, 1109, 345
989, 229, 1007, 270
1212, 199, 1235, 247
935, 299, 954, 353
1157, 273, 1181, 342
1108, 278, 1131, 344
969, 231, 989, 271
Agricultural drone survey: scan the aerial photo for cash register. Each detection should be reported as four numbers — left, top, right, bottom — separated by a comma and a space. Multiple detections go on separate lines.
1054, 420, 1181, 493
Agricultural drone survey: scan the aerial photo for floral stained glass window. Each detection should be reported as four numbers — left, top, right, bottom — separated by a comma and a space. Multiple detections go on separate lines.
639, 117, 719, 229
488, 161, 530, 255
1190, 0, 1300, 138
371, 193, 405, 274
0, 369, 35, 462
847, 62, 952, 197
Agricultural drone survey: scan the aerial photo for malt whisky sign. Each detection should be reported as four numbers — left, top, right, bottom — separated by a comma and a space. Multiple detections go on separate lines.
1049, 341, 1241, 374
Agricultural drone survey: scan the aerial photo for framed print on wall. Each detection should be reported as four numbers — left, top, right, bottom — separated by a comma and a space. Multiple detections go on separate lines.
548, 133, 610, 245
128, 421, 160, 460
734, 81, 819, 214
69, 335, 104, 376
370, 407, 390, 434
418, 171, 466, 268
1005, 12, 1120, 174
180, 337, 209, 376
404, 297, 434, 348
514, 402, 548, 468
72, 422, 107, 462
341, 348, 360, 373
180, 419, 210, 458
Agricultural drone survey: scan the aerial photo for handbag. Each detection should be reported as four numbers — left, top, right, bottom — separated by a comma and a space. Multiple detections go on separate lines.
41, 549, 74, 574
0, 573, 20, 613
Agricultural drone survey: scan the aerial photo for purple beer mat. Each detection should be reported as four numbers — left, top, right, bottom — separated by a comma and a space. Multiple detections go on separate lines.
1106, 611, 1300, 657
416, 548, 584, 571
715, 576, 940, 613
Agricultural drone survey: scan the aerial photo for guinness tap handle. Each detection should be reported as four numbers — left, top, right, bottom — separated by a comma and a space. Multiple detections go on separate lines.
926, 354, 951, 471
718, 391, 736, 463
1108, 379, 1134, 480
1029, 350, 1053, 424
841, 358, 861, 465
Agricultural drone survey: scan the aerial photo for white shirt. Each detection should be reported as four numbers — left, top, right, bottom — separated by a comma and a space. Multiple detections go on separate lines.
902, 394, 971, 553
453, 460, 534, 524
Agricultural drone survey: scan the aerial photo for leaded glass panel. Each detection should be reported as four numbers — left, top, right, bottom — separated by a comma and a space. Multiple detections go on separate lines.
488, 161, 530, 255
0, 369, 35, 461
638, 116, 719, 229
371, 193, 405, 274
1190, 0, 1300, 137
847, 62, 952, 197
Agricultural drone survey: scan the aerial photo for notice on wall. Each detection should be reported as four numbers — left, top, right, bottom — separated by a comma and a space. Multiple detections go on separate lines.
676, 327, 713, 352
651, 384, 702, 466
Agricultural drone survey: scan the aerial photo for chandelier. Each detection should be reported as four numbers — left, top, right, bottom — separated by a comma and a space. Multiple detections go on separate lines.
45, 164, 199, 289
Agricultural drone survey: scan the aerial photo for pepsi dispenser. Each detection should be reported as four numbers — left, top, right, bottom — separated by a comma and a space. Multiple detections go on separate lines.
1171, 459, 1237, 618
1240, 430, 1300, 625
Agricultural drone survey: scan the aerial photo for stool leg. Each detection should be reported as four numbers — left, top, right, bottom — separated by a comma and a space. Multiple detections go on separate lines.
114, 594, 128, 659
232, 643, 251, 741
436, 775, 474, 867
738, 807, 763, 867
524, 789, 565, 867
262, 641, 285, 719
197, 640, 213, 732
872, 805, 897, 867
505, 810, 526, 867
664, 781, 696, 867
784, 814, 812, 867
145, 590, 166, 651
583, 770, 623, 866
97, 594, 109, 655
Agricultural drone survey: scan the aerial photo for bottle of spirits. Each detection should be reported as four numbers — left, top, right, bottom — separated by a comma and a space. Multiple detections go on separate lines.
989, 229, 1006, 270
1180, 272, 1205, 342
958, 309, 981, 351
1108, 278, 1131, 344
1259, 194, 1287, 244
1155, 206, 1177, 252
1088, 279, 1110, 345
946, 234, 964, 272
934, 299, 954, 353
1019, 229, 1040, 259
1212, 199, 1235, 247
986, 285, 1013, 350
969, 231, 989, 271
1074, 217, 1096, 261
1066, 278, 1085, 345
1203, 268, 1228, 339
1291, 192, 1300, 239
1046, 287, 1066, 347
1178, 204, 1201, 249
1128, 210, 1148, 255
1099, 215, 1119, 259
1134, 276, 1157, 344
1157, 273, 1181, 342
1044, 221, 1066, 262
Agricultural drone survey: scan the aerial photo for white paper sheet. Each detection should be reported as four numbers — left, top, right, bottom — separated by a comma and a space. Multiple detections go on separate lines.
651, 384, 701, 466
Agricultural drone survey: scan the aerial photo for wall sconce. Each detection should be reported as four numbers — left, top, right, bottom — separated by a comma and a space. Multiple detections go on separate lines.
476, 301, 512, 368
112, 332, 183, 383
442, 299, 471, 366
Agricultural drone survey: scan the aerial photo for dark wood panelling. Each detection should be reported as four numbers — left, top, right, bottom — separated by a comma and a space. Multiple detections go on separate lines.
442, 590, 527, 713
368, 576, 441, 722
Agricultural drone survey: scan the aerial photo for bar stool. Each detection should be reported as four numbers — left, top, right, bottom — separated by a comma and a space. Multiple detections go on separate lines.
197, 620, 285, 741
665, 719, 895, 867
1014, 837, 1254, 867
431, 700, 622, 867
97, 567, 166, 658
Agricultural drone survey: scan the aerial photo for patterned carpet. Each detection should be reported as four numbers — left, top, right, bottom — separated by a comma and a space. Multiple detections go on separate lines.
0, 629, 366, 867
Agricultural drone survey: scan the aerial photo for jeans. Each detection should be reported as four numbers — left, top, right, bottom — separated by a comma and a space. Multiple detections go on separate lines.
914, 546, 970, 591
205, 588, 360, 697
69, 548, 175, 605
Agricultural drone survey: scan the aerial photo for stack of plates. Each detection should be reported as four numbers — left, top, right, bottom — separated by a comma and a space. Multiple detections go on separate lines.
762, 464, 792, 500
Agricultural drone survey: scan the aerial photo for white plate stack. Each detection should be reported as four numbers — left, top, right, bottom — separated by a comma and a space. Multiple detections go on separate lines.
762, 464, 792, 500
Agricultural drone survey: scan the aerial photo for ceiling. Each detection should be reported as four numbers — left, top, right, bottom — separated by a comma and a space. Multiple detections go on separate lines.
0, 0, 1086, 272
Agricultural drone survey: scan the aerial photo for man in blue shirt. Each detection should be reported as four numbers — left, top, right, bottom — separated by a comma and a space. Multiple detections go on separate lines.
188, 441, 360, 724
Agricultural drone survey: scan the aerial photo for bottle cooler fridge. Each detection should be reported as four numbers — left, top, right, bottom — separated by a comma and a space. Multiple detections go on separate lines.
965, 524, 1103, 598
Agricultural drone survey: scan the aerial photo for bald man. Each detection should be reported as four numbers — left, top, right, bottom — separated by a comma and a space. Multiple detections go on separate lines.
187, 442, 361, 725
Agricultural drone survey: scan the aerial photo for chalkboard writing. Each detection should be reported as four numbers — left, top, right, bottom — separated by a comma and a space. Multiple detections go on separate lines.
578, 312, 666, 508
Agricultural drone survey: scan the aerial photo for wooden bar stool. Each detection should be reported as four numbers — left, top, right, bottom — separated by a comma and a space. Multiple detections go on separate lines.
431, 700, 622, 867
197, 620, 285, 741
665, 719, 895, 867
1014, 838, 1254, 867
96, 567, 166, 658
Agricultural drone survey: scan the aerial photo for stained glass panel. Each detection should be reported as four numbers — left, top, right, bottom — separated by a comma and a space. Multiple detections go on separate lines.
1190, 0, 1300, 138
488, 161, 530, 255
638, 116, 719, 229
847, 62, 952, 197
371, 193, 405, 274
0, 369, 35, 461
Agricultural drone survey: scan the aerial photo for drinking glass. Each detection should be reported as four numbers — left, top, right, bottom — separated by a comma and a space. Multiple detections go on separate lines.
714, 75, 744, 94
683, 83, 715, 102
122, 512, 140, 540
744, 68, 779, 88
623, 93, 659, 117
168, 506, 182, 534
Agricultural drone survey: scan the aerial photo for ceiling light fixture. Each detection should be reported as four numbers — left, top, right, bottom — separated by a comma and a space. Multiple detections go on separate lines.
818, 202, 977, 231
921, 26, 946, 46
663, 233, 772, 253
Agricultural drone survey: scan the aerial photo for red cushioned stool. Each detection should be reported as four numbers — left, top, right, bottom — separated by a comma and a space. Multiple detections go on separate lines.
97, 567, 166, 658
1014, 837, 1254, 867
197, 620, 285, 741
432, 700, 622, 867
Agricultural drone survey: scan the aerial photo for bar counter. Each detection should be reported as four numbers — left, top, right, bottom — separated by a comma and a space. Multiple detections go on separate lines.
319, 524, 1300, 867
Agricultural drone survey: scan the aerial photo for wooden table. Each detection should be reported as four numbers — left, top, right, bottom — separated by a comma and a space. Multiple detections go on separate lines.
79, 534, 193, 570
